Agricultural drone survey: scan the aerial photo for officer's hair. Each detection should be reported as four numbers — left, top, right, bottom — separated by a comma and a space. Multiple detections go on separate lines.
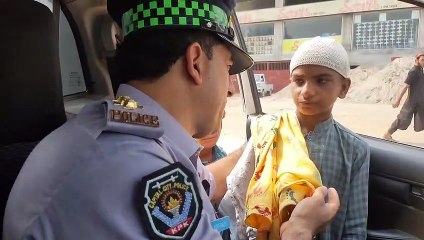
115, 29, 222, 83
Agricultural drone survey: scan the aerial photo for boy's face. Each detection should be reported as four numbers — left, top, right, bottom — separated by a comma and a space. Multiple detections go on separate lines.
290, 65, 350, 118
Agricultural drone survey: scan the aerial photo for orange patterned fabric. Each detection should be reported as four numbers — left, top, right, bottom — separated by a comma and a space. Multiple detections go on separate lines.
245, 112, 322, 239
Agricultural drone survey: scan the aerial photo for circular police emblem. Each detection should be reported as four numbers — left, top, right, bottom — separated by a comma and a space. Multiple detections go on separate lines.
138, 163, 202, 240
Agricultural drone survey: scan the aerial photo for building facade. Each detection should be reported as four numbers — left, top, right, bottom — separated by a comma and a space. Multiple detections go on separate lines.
233, 0, 422, 93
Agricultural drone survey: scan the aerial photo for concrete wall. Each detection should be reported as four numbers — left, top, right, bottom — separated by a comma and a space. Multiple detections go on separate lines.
254, 69, 291, 92
229, 67, 291, 94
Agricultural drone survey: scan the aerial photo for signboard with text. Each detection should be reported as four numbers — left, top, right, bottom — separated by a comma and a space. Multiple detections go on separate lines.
237, 0, 415, 24
282, 36, 342, 53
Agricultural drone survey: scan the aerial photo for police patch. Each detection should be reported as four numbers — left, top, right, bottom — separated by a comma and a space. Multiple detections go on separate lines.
138, 163, 203, 240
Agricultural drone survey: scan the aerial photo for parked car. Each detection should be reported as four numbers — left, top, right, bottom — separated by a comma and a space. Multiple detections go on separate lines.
254, 73, 273, 97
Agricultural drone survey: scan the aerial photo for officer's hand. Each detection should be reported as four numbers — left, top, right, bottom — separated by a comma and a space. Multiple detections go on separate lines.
279, 186, 340, 240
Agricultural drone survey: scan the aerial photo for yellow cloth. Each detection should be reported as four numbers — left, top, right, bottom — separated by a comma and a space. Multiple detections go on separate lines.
245, 112, 322, 239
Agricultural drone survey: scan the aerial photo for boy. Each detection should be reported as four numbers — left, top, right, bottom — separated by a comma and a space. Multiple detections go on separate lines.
220, 36, 367, 239
289, 36, 370, 239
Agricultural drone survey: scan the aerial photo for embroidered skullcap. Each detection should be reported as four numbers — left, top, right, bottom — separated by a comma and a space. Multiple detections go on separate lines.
290, 36, 350, 78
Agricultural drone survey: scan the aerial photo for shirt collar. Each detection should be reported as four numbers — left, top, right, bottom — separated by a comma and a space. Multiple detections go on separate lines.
313, 116, 334, 134
299, 114, 334, 139
294, 111, 334, 134
116, 84, 201, 160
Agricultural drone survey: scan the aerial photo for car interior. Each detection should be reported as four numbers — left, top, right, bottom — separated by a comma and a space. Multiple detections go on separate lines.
0, 0, 423, 239
0, 0, 67, 235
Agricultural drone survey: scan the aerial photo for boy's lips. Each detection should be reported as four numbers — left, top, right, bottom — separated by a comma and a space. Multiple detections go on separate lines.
299, 101, 315, 105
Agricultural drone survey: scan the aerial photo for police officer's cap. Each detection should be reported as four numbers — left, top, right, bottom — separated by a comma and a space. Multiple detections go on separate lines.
108, 0, 253, 75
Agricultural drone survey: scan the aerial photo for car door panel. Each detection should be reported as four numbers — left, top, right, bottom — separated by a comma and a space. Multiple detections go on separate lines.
366, 137, 424, 239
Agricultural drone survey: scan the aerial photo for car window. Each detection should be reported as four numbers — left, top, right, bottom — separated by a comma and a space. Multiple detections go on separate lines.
240, 22, 274, 55
59, 10, 87, 96
220, 1, 424, 149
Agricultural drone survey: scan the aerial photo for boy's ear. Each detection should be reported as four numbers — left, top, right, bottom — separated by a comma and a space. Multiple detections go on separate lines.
185, 42, 205, 86
338, 78, 351, 99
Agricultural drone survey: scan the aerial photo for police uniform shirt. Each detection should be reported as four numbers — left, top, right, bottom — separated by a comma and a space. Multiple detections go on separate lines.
3, 84, 221, 240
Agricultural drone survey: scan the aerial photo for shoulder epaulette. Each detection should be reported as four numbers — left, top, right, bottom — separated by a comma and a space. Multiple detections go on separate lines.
104, 96, 164, 139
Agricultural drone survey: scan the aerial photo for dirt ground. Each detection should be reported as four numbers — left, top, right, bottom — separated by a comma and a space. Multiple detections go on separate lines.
218, 93, 424, 152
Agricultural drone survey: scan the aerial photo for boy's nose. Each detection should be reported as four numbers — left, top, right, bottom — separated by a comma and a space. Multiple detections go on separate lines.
301, 83, 316, 99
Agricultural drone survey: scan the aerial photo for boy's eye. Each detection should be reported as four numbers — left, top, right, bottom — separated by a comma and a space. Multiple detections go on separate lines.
293, 79, 305, 86
317, 78, 330, 84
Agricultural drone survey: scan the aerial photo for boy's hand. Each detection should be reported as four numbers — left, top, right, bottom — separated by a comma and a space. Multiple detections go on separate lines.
280, 186, 340, 240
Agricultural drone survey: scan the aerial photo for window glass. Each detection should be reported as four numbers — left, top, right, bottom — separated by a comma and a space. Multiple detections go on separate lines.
386, 11, 412, 20
59, 10, 87, 96
353, 10, 419, 50
284, 0, 333, 6
283, 15, 342, 53
360, 12, 380, 22
231, 7, 424, 148
241, 23, 275, 55
236, 0, 275, 11
219, 94, 247, 152
258, 59, 424, 148
284, 15, 342, 39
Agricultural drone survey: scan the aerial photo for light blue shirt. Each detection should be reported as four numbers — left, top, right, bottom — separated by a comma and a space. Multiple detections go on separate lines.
3, 84, 221, 240
305, 117, 370, 240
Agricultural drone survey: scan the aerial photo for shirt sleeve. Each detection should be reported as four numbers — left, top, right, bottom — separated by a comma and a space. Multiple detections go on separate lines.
342, 140, 370, 239
219, 138, 256, 240
197, 157, 216, 201
405, 68, 418, 85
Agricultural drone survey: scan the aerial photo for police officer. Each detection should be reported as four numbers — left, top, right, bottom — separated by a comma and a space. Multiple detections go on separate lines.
3, 0, 339, 239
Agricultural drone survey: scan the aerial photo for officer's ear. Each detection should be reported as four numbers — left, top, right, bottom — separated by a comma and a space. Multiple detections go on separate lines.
185, 42, 206, 86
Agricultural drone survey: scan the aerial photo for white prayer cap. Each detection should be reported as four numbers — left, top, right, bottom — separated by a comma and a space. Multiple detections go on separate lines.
290, 36, 350, 78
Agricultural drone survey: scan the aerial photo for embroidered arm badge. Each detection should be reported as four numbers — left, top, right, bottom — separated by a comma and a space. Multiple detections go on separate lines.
137, 163, 203, 240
